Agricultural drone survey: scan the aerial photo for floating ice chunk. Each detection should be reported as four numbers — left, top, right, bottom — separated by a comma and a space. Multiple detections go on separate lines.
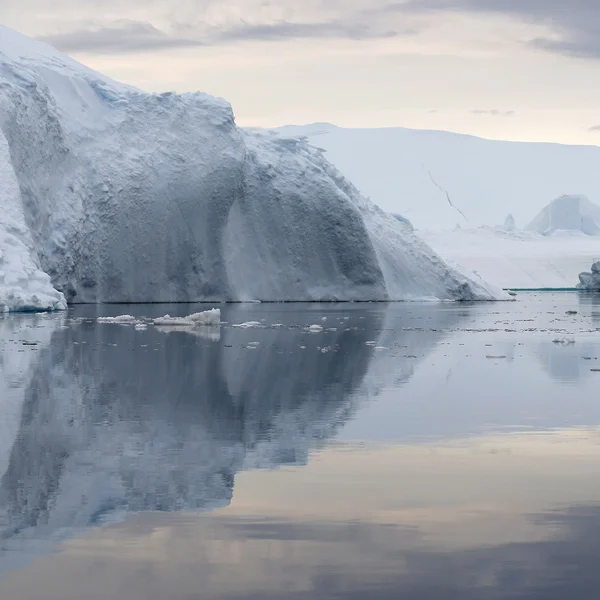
153, 309, 221, 327
307, 324, 324, 332
232, 321, 263, 329
97, 315, 138, 324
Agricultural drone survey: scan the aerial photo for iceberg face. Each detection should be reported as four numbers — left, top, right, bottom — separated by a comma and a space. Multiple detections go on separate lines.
0, 130, 67, 312
0, 26, 507, 306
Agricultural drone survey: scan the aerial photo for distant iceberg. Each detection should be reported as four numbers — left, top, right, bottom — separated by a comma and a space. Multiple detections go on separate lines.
526, 195, 600, 237
0, 26, 507, 310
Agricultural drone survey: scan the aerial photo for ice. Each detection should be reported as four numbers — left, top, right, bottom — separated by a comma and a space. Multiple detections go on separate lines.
0, 26, 506, 306
308, 324, 324, 332
231, 321, 264, 329
153, 308, 221, 327
526, 195, 600, 236
577, 261, 600, 291
272, 123, 600, 231
423, 227, 600, 289
97, 315, 138, 324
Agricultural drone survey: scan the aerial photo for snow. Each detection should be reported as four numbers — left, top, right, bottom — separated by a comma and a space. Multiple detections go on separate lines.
578, 262, 600, 291
423, 226, 600, 290
153, 308, 221, 327
272, 123, 600, 231
526, 195, 600, 236
0, 26, 506, 306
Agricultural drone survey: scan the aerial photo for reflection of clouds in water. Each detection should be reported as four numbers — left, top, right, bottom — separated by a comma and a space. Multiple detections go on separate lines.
0, 304, 462, 564
4, 430, 600, 599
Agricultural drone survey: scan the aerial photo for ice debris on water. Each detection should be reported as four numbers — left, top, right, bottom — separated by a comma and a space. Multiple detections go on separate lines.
307, 324, 324, 332
232, 321, 263, 329
153, 309, 221, 327
97, 315, 138, 324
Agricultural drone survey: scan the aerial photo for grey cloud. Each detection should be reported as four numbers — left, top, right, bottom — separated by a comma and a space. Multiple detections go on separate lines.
217, 20, 413, 43
471, 109, 515, 117
394, 0, 600, 59
37, 21, 206, 54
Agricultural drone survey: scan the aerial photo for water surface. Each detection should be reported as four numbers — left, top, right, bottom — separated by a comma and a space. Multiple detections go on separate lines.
0, 292, 599, 598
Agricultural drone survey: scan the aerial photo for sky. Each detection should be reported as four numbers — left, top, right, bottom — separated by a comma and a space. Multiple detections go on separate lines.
2, 0, 600, 144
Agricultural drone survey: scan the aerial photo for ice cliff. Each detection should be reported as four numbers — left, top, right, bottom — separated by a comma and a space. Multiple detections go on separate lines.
0, 26, 506, 309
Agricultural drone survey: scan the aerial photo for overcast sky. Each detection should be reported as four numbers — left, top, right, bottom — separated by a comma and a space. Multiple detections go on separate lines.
2, 0, 600, 144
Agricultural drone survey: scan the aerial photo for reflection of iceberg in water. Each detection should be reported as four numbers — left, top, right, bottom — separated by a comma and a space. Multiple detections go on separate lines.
536, 341, 598, 383
0, 305, 464, 566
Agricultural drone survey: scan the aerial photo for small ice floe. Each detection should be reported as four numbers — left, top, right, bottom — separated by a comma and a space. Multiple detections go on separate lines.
307, 324, 323, 332
365, 341, 377, 346
97, 315, 138, 324
135, 323, 147, 330
247, 342, 260, 347
154, 308, 221, 327
321, 317, 327, 322
231, 321, 263, 329
552, 338, 576, 345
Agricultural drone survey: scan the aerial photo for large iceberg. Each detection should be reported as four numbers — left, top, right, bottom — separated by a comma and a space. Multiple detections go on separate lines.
0, 26, 506, 308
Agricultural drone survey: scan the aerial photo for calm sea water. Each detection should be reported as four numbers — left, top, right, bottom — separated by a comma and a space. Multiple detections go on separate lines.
0, 292, 599, 599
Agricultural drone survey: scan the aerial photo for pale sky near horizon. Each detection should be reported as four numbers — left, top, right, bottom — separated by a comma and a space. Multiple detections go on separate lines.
2, 0, 600, 145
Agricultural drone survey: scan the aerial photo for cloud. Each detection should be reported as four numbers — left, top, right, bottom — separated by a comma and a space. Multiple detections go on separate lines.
16, 0, 600, 58
471, 109, 515, 117
38, 21, 206, 54
395, 0, 600, 59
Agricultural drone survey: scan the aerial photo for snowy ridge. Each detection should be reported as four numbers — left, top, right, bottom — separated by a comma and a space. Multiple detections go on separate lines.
0, 26, 507, 306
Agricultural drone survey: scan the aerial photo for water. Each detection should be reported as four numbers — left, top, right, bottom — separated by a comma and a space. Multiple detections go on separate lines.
0, 292, 599, 599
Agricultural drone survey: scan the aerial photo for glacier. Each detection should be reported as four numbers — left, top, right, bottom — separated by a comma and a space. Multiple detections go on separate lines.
0, 26, 507, 308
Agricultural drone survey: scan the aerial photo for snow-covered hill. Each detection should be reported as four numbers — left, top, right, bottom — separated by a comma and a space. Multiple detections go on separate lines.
272, 123, 600, 231
0, 27, 506, 309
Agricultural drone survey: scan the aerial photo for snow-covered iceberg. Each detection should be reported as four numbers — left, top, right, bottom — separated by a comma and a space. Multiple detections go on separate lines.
0, 26, 506, 307
578, 261, 600, 291
526, 195, 600, 237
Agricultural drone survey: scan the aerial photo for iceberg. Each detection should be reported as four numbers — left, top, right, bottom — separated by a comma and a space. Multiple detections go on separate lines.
578, 261, 600, 291
0, 26, 506, 308
526, 195, 600, 237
